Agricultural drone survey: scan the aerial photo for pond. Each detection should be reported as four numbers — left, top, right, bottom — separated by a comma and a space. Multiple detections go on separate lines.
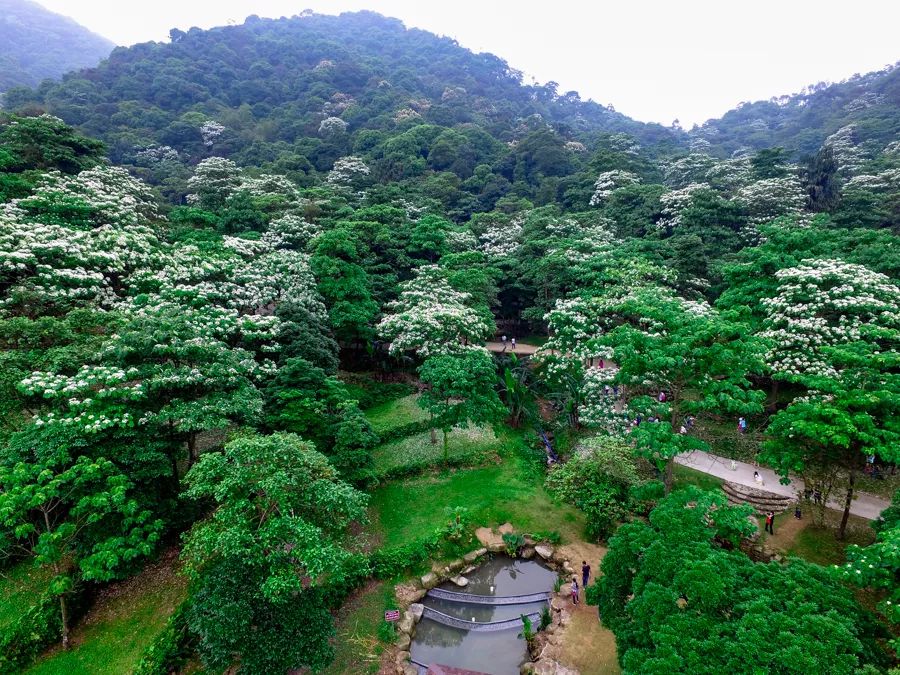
409, 555, 557, 674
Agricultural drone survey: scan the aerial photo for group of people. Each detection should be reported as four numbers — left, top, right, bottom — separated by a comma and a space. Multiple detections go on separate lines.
570, 560, 593, 605
499, 335, 517, 352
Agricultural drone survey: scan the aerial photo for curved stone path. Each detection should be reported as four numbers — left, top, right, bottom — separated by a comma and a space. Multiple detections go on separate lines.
427, 587, 551, 605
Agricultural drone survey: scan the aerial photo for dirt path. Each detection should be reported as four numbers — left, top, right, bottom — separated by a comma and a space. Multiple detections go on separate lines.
553, 543, 621, 674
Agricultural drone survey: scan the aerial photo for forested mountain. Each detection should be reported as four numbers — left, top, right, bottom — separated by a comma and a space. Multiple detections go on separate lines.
694, 63, 900, 158
0, 0, 114, 92
1, 9, 899, 675
3, 11, 681, 212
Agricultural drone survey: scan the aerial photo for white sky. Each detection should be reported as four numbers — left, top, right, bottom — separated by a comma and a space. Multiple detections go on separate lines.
37, 0, 900, 128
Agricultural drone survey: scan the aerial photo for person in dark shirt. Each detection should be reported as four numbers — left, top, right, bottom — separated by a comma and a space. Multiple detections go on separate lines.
582, 560, 591, 588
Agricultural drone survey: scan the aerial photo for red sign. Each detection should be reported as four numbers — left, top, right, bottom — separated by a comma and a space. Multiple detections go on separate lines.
385, 610, 401, 622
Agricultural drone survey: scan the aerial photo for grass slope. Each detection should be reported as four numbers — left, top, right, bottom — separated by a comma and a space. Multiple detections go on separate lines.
0, 561, 51, 630
371, 430, 585, 547
26, 550, 186, 675
365, 394, 429, 435
372, 425, 498, 478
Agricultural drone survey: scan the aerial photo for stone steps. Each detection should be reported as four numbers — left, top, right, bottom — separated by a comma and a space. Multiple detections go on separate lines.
722, 481, 793, 514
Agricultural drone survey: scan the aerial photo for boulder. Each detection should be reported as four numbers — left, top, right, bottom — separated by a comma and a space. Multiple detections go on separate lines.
420, 572, 439, 589
401, 665, 418, 675
521, 546, 536, 559
396, 633, 411, 651
463, 548, 487, 563
407, 588, 426, 603
409, 603, 424, 622
561, 560, 574, 575
488, 541, 505, 553
450, 575, 469, 588
558, 584, 572, 599
395, 650, 411, 665
448, 558, 465, 572
462, 565, 477, 574
498, 522, 515, 535
520, 663, 536, 674
552, 550, 567, 564
397, 611, 415, 634
535, 545, 554, 560
550, 597, 566, 612
557, 609, 571, 627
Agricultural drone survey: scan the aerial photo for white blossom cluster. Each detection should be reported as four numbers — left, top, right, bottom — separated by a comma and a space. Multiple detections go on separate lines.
656, 182, 710, 231
318, 116, 348, 136
326, 156, 371, 190
736, 176, 806, 224
704, 156, 753, 193
134, 145, 180, 164
377, 265, 492, 357
662, 153, 716, 189
761, 259, 900, 378
445, 229, 478, 253
3, 166, 160, 228
844, 92, 885, 112
479, 218, 523, 258
564, 141, 587, 153
186, 157, 243, 207
263, 214, 321, 250
589, 170, 641, 207
843, 169, 900, 195
579, 367, 631, 436
824, 124, 865, 176
200, 120, 226, 148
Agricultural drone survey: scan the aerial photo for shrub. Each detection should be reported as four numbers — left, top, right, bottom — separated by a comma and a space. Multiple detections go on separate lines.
502, 532, 525, 556
377, 620, 396, 643
0, 591, 60, 673
369, 537, 440, 579
133, 601, 193, 675
545, 436, 645, 540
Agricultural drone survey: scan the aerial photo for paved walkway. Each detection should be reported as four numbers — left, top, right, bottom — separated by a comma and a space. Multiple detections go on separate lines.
675, 449, 890, 521
484, 341, 541, 355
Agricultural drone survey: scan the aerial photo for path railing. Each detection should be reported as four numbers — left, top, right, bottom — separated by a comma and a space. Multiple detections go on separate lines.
426, 587, 551, 605
421, 605, 543, 632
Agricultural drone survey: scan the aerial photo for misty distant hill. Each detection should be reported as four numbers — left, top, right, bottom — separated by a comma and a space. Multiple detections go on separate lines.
0, 0, 114, 92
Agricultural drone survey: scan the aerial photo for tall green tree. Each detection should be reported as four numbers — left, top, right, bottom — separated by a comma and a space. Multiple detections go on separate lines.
181, 433, 368, 673
417, 348, 505, 463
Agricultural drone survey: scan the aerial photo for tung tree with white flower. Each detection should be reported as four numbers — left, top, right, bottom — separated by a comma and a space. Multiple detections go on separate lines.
377, 265, 493, 358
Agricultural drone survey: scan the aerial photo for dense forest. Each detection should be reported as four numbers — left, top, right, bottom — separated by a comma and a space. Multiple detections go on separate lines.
0, 9, 898, 675
0, 0, 113, 92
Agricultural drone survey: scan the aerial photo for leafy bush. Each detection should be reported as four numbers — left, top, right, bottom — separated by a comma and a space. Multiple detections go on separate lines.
369, 537, 440, 579
502, 532, 525, 556
377, 620, 396, 643
132, 601, 193, 675
545, 436, 645, 540
530, 530, 562, 546
0, 591, 60, 673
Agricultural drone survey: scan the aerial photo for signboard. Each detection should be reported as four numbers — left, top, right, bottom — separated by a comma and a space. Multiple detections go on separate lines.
384, 610, 401, 622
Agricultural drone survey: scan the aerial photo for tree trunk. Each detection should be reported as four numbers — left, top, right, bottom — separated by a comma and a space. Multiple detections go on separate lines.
767, 378, 780, 413
664, 456, 674, 494
430, 413, 437, 445
443, 429, 449, 465
838, 469, 855, 540
59, 593, 70, 649
187, 432, 198, 466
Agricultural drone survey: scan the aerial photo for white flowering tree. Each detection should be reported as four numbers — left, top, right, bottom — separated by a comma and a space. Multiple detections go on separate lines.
200, 120, 226, 148
589, 170, 641, 207
760, 259, 900, 380
318, 116, 348, 137
736, 176, 806, 225
186, 157, 243, 211
325, 156, 371, 192
377, 265, 493, 358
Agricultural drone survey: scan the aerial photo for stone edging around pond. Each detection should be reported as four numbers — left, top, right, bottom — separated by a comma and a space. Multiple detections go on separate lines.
390, 532, 581, 675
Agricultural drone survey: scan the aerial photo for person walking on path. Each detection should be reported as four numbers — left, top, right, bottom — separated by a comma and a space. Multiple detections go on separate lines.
571, 577, 580, 605
738, 417, 747, 434
581, 561, 591, 588
754, 470, 764, 486
501, 335, 507, 352
511, 337, 516, 351
764, 511, 775, 535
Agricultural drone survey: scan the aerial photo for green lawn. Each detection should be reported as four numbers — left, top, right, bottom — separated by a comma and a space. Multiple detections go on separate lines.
324, 581, 395, 675
0, 561, 51, 630
371, 430, 585, 547
372, 425, 499, 478
27, 555, 186, 675
672, 463, 726, 493
365, 394, 429, 435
